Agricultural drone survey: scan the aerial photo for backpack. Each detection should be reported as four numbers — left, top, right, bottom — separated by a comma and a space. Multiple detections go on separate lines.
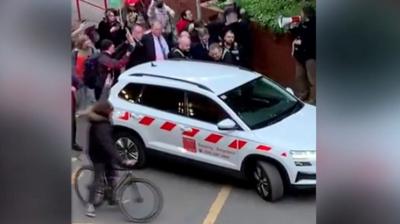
83, 53, 100, 89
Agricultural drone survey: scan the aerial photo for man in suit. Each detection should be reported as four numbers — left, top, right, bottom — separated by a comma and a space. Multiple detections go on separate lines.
168, 36, 192, 59
191, 27, 212, 61
142, 20, 170, 62
114, 24, 147, 69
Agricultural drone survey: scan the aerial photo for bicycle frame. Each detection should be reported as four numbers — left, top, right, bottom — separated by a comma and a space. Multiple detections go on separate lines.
100, 169, 142, 202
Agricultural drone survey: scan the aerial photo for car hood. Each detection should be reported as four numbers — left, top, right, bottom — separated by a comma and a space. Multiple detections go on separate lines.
252, 104, 316, 150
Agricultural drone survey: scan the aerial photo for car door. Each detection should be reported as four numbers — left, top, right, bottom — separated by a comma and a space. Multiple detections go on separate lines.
169, 90, 248, 170
131, 84, 187, 155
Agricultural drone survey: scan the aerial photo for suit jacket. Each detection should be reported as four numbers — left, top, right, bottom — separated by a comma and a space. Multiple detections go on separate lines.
191, 42, 212, 62
142, 33, 169, 62
114, 40, 147, 69
142, 33, 156, 62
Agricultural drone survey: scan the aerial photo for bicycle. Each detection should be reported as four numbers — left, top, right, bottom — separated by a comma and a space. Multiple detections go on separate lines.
73, 165, 163, 223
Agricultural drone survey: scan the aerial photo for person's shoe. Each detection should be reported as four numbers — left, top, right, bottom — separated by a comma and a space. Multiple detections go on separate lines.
72, 143, 83, 152
86, 204, 95, 218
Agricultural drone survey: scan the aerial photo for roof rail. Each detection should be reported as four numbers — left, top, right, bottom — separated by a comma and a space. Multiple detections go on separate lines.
129, 73, 214, 93
166, 59, 252, 72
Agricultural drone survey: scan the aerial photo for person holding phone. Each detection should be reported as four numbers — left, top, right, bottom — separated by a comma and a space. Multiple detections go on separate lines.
98, 9, 125, 47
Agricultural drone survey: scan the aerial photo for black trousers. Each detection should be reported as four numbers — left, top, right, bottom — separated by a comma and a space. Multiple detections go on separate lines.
88, 162, 117, 204
72, 109, 77, 146
94, 87, 102, 101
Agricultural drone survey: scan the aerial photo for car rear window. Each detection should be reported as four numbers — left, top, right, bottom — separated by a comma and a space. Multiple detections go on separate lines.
118, 83, 144, 103
139, 85, 185, 116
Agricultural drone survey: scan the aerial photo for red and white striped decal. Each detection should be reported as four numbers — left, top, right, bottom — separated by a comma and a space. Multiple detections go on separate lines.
257, 145, 272, 151
118, 111, 131, 121
160, 121, 176, 131
228, 139, 247, 150
139, 116, 155, 126
204, 133, 223, 144
121, 115, 275, 153
183, 128, 200, 137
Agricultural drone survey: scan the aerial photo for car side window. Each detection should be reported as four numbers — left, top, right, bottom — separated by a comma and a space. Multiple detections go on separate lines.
118, 83, 144, 103
139, 85, 185, 115
186, 92, 229, 124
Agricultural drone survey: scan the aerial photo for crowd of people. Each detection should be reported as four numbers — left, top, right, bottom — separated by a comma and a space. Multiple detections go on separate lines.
71, 0, 253, 149
70, 0, 316, 218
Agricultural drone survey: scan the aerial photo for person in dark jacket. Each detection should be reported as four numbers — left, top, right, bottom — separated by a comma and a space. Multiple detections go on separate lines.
142, 20, 170, 62
85, 99, 135, 218
114, 24, 146, 69
71, 71, 83, 152
208, 42, 237, 65
95, 38, 135, 100
220, 29, 241, 66
222, 7, 252, 68
97, 9, 125, 47
191, 27, 212, 61
168, 36, 192, 59
290, 4, 316, 104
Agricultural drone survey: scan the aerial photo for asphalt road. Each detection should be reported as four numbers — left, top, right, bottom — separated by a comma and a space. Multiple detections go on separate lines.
72, 118, 315, 224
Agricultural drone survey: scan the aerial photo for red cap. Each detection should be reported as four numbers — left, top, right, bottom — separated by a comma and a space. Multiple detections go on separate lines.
125, 0, 139, 5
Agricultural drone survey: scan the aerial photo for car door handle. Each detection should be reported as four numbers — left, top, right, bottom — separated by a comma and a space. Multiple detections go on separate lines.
179, 125, 192, 132
130, 113, 143, 120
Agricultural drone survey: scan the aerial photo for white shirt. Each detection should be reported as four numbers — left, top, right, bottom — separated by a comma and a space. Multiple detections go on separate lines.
152, 34, 169, 60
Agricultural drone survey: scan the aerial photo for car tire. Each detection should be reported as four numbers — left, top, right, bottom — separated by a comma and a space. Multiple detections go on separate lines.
252, 161, 284, 202
114, 131, 146, 169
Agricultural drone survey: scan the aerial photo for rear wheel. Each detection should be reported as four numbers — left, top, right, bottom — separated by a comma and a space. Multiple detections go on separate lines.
252, 161, 284, 202
73, 166, 105, 207
114, 131, 146, 168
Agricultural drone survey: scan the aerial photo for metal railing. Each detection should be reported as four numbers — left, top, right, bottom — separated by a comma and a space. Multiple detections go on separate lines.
76, 0, 108, 20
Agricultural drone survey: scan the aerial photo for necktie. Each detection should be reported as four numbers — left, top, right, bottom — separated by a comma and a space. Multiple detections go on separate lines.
157, 36, 167, 59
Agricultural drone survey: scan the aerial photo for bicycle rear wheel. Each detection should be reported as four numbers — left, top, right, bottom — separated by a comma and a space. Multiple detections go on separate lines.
73, 166, 105, 207
117, 178, 163, 223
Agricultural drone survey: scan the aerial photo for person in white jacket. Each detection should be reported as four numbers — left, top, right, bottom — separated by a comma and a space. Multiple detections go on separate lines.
147, 0, 175, 47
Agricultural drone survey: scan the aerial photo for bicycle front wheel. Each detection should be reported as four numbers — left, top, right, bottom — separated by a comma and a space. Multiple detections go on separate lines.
73, 166, 105, 207
117, 178, 163, 223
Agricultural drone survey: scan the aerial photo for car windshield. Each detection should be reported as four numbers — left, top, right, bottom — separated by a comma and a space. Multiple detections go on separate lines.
219, 77, 303, 130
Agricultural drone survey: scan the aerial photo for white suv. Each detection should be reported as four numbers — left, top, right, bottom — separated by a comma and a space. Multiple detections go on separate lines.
109, 60, 316, 201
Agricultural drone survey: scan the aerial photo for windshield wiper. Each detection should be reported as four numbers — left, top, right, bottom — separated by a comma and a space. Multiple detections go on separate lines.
255, 101, 303, 128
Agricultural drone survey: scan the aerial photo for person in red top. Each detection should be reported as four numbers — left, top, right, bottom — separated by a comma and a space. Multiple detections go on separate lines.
73, 34, 95, 81
176, 9, 193, 35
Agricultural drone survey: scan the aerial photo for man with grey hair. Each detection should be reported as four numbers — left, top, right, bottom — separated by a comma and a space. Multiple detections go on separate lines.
142, 20, 170, 62
147, 0, 175, 46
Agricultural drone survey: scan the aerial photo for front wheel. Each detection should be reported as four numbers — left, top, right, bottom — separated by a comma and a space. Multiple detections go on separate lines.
252, 161, 284, 202
117, 178, 163, 223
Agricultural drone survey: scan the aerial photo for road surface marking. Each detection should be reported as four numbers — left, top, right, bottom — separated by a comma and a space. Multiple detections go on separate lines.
202, 185, 232, 224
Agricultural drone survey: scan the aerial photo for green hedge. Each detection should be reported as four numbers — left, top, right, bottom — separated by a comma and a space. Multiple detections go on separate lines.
218, 0, 315, 34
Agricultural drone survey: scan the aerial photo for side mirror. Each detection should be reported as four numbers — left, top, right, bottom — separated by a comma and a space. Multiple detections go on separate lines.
286, 87, 294, 95
217, 119, 237, 130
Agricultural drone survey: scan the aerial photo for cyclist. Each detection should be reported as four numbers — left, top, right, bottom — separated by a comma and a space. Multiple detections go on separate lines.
82, 75, 135, 218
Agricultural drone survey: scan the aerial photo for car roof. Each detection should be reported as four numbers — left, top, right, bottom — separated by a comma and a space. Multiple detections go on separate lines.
119, 60, 261, 95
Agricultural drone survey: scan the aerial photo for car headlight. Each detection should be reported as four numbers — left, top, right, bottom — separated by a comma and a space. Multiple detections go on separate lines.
290, 150, 316, 161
